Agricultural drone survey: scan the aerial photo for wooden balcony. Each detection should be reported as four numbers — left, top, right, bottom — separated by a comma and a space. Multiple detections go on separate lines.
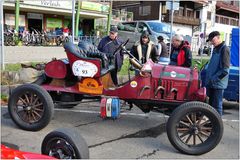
164, 14, 200, 26
216, 1, 239, 13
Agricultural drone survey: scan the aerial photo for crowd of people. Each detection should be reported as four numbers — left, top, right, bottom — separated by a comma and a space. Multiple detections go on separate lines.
97, 26, 230, 116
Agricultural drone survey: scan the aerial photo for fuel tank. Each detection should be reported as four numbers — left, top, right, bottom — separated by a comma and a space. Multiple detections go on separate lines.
45, 59, 69, 79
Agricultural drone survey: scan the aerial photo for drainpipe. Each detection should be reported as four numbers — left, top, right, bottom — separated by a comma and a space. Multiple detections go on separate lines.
107, 0, 112, 33
159, 2, 162, 22
75, 0, 81, 38
15, 0, 20, 32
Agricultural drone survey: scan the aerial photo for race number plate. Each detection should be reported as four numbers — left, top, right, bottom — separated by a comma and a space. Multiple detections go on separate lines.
72, 60, 98, 77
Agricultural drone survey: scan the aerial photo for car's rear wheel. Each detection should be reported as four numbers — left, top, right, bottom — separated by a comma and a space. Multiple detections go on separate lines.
8, 84, 54, 131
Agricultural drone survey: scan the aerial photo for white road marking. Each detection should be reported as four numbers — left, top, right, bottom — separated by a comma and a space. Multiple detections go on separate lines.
54, 108, 239, 122
2, 106, 239, 122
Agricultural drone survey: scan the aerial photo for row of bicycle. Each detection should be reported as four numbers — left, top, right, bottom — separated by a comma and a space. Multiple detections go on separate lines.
4, 29, 101, 47
4, 29, 70, 46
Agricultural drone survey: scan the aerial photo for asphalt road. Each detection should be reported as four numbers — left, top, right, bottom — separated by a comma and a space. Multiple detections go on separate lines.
1, 101, 239, 159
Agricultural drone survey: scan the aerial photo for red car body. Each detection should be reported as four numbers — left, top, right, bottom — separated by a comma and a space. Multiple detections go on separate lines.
42, 49, 206, 104
1, 144, 54, 159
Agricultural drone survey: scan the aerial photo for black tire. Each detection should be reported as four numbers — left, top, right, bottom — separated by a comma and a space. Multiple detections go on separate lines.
167, 101, 223, 155
41, 128, 89, 159
8, 84, 54, 131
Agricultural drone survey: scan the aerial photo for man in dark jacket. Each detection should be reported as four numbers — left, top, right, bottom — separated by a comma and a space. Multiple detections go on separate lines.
98, 26, 123, 85
169, 34, 192, 67
205, 31, 230, 116
130, 31, 159, 64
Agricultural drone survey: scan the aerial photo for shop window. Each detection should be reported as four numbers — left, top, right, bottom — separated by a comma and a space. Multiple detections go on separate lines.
5, 13, 25, 27
64, 19, 71, 28
46, 18, 62, 29
207, 11, 211, 20
139, 5, 151, 16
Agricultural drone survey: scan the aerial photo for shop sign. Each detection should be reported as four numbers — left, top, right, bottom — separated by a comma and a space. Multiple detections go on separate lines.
81, 1, 109, 13
23, 0, 72, 10
47, 18, 62, 28
5, 14, 25, 26
27, 13, 43, 20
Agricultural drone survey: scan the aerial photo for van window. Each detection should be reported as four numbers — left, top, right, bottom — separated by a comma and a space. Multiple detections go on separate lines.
147, 22, 171, 34
117, 22, 136, 32
137, 22, 149, 33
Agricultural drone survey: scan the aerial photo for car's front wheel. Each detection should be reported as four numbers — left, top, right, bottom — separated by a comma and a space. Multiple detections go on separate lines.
167, 101, 223, 155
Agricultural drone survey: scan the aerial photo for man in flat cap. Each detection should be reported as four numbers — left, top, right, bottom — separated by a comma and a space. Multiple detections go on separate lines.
98, 26, 123, 85
205, 31, 230, 116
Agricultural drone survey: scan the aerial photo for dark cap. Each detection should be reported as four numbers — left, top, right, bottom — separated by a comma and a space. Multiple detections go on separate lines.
110, 26, 118, 33
206, 31, 220, 42
141, 30, 150, 38
157, 35, 164, 41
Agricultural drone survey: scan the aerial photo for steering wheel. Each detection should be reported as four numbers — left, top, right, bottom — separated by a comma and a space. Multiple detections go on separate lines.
113, 39, 129, 55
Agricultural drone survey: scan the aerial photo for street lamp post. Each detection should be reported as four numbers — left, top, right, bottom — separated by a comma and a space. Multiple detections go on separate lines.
107, 0, 112, 33
166, 0, 179, 56
169, 1, 174, 56
0, 0, 4, 70
72, 0, 75, 42
15, 0, 20, 32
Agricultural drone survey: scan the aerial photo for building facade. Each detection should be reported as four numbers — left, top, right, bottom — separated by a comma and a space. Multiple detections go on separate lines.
3, 0, 110, 36
212, 1, 239, 45
113, 0, 239, 49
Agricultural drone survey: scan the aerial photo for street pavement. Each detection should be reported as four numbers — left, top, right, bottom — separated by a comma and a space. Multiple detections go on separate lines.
3, 46, 208, 64
3, 46, 67, 64
1, 101, 239, 159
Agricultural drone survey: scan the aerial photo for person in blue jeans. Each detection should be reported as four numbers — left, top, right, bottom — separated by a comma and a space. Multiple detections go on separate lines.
205, 31, 230, 116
